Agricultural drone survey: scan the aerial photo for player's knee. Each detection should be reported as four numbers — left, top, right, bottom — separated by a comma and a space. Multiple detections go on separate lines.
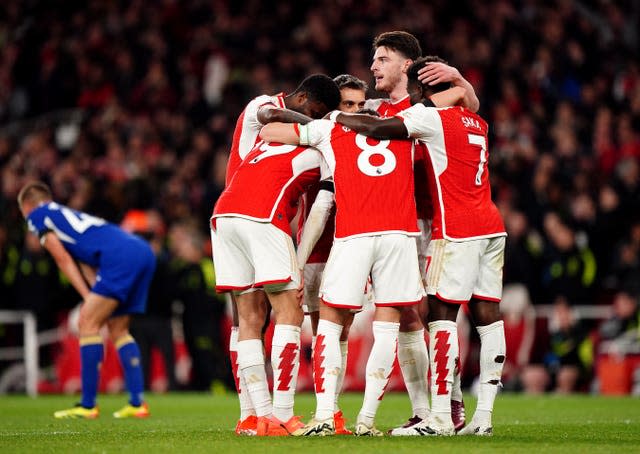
469, 299, 501, 326
277, 305, 304, 326
399, 306, 423, 331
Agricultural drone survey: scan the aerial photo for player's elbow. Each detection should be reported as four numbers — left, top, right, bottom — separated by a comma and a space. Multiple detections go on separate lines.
257, 107, 278, 124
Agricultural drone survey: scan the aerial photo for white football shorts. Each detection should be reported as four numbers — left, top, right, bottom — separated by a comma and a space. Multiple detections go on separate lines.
320, 233, 425, 310
211, 217, 299, 293
304, 262, 374, 313
425, 236, 506, 303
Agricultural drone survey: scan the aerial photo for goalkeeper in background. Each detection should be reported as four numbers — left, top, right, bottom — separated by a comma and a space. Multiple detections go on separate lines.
18, 181, 155, 419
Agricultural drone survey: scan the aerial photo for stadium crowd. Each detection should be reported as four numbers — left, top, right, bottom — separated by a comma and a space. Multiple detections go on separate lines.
1, 1, 639, 394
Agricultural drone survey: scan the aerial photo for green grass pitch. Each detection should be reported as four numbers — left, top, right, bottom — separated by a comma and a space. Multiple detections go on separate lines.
0, 392, 638, 453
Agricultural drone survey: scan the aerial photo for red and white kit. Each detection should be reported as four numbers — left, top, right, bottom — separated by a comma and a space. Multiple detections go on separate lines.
226, 93, 286, 185
300, 119, 424, 309
212, 140, 329, 292
398, 105, 507, 303
369, 95, 433, 280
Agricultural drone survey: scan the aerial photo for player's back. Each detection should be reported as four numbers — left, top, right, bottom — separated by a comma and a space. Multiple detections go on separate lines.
214, 140, 324, 234
425, 106, 505, 240
225, 93, 286, 186
27, 202, 136, 267
310, 121, 419, 239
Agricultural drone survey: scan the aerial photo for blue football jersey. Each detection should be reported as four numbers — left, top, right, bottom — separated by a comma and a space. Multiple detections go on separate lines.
27, 202, 137, 267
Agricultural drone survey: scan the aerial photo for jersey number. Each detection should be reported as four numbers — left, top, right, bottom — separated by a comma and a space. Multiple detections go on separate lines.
355, 134, 396, 177
60, 207, 105, 233
468, 133, 487, 186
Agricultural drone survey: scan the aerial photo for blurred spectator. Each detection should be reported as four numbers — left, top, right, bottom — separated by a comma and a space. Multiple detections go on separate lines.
540, 212, 596, 304
123, 209, 179, 393
596, 290, 640, 395
168, 220, 230, 391
500, 284, 536, 391
522, 296, 594, 394
599, 290, 640, 352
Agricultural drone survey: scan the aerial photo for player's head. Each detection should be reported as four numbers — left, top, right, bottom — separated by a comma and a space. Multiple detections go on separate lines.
286, 74, 341, 119
17, 181, 53, 218
407, 55, 451, 105
371, 31, 422, 93
333, 74, 368, 113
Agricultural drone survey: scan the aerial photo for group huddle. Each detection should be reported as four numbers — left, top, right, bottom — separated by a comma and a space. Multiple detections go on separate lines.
212, 31, 507, 437
16, 30, 506, 433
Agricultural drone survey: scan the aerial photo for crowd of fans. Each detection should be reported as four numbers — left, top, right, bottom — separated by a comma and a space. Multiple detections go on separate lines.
0, 1, 639, 393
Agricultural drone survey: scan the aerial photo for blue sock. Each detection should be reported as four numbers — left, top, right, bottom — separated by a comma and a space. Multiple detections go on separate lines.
80, 336, 104, 409
116, 335, 145, 406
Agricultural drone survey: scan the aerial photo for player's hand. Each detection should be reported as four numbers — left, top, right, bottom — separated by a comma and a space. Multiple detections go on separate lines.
418, 62, 461, 86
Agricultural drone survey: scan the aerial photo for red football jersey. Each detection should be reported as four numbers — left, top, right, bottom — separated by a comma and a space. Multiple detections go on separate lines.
225, 93, 286, 186
366, 96, 431, 221
399, 105, 506, 241
213, 141, 329, 234
365, 95, 412, 118
297, 183, 335, 264
305, 120, 419, 240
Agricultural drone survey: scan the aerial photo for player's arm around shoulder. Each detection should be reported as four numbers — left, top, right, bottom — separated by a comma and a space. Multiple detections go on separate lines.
42, 232, 91, 299
429, 86, 466, 108
259, 122, 301, 145
334, 111, 407, 139
398, 103, 443, 141
257, 105, 313, 125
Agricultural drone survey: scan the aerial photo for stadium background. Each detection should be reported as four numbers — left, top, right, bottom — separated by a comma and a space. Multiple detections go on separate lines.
0, 1, 639, 396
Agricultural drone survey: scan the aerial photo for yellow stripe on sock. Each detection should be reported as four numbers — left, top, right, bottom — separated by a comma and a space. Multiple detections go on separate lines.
79, 335, 103, 346
115, 334, 135, 349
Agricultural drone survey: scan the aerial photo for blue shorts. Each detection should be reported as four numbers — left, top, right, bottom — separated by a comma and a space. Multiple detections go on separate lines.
92, 235, 156, 316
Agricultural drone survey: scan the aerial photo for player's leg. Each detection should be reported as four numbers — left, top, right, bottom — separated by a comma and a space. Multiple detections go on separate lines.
106, 244, 155, 418
295, 303, 351, 436
407, 238, 478, 436
458, 236, 506, 436
424, 296, 459, 435
393, 220, 432, 430
459, 298, 504, 435
228, 293, 259, 435
244, 221, 305, 435
296, 238, 372, 436
355, 234, 424, 436
236, 290, 271, 405
451, 308, 468, 431
396, 306, 430, 421
53, 293, 117, 419
107, 314, 150, 418
264, 287, 304, 433
211, 218, 266, 433
355, 305, 403, 436
333, 311, 354, 435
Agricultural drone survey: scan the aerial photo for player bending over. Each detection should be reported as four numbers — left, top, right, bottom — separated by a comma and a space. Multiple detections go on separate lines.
18, 182, 155, 419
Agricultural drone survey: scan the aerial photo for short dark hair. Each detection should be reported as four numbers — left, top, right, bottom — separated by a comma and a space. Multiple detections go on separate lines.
333, 74, 369, 92
17, 181, 52, 208
373, 31, 422, 60
293, 74, 341, 111
407, 56, 451, 94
